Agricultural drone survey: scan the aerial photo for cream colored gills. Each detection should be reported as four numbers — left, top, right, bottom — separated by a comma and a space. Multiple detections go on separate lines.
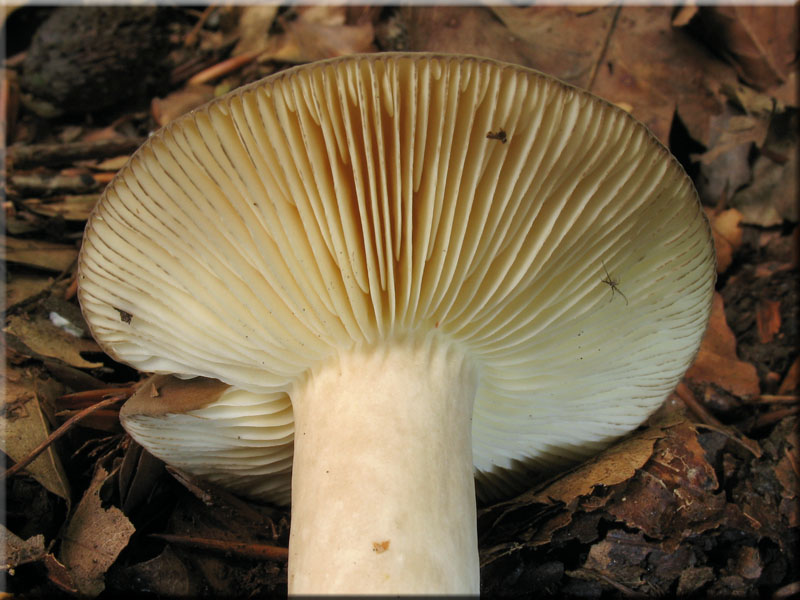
80, 54, 715, 594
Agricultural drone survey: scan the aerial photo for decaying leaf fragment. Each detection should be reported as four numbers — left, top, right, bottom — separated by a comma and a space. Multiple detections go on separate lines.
60, 467, 136, 597
685, 292, 760, 398
1, 524, 78, 594
1, 365, 71, 501
698, 6, 797, 91
4, 313, 103, 369
605, 421, 727, 546
3, 235, 79, 272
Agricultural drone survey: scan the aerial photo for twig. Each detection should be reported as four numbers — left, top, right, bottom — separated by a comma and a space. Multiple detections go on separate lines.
773, 581, 800, 599
58, 385, 137, 409
184, 5, 216, 47
587, 6, 622, 92
1, 395, 126, 481
166, 465, 282, 532
187, 49, 263, 86
150, 534, 289, 562
675, 382, 723, 427
694, 422, 762, 458
751, 394, 799, 405
677, 383, 762, 457
7, 138, 143, 169
753, 406, 800, 429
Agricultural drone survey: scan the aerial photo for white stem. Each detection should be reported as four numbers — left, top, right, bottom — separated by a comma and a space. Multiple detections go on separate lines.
287, 335, 480, 595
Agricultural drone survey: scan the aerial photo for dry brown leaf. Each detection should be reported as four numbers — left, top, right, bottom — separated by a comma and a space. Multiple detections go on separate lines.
266, 7, 375, 64
733, 145, 798, 226
721, 82, 784, 116
6, 272, 54, 307
152, 85, 216, 127
93, 155, 130, 171
2, 525, 48, 568
672, 5, 698, 27
778, 357, 800, 394
685, 292, 760, 397
3, 235, 79, 272
232, 5, 279, 56
589, 7, 738, 146
756, 299, 782, 344
60, 466, 136, 597
22, 195, 99, 221
709, 219, 734, 274
4, 314, 103, 369
532, 432, 663, 507
677, 566, 715, 595
111, 547, 197, 597
402, 7, 540, 77
706, 207, 743, 274
735, 546, 763, 580
693, 114, 769, 166
402, 6, 614, 90
605, 421, 726, 543
580, 530, 655, 583
698, 6, 798, 91
1, 366, 71, 501
714, 208, 744, 250
489, 6, 616, 88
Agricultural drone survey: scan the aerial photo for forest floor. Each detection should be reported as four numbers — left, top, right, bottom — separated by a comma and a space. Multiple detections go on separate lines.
3, 5, 798, 598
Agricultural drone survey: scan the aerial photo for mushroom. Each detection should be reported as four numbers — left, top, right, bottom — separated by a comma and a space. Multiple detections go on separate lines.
120, 374, 293, 506
78, 53, 715, 594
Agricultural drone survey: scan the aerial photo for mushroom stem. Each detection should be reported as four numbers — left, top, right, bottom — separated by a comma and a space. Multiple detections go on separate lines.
287, 335, 479, 594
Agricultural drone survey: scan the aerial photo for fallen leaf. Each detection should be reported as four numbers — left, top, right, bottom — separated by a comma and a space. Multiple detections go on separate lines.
735, 546, 763, 580
672, 5, 698, 27
580, 530, 655, 585
402, 7, 543, 78
691, 106, 768, 204
685, 292, 760, 397
706, 207, 744, 273
756, 299, 782, 344
606, 421, 726, 545
402, 6, 614, 90
532, 432, 662, 507
1, 365, 71, 501
109, 547, 197, 597
60, 466, 136, 597
4, 314, 103, 369
266, 7, 375, 64
2, 525, 48, 567
677, 566, 715, 595
6, 272, 54, 307
93, 155, 130, 171
721, 82, 784, 116
708, 217, 734, 274
698, 6, 798, 91
22, 194, 99, 221
713, 208, 744, 250
778, 357, 800, 394
732, 145, 798, 226
3, 235, 79, 272
151, 85, 216, 127
232, 5, 279, 56
489, 6, 616, 88
589, 7, 738, 146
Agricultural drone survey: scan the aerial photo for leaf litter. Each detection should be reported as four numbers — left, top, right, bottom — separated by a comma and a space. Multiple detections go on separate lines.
3, 5, 797, 598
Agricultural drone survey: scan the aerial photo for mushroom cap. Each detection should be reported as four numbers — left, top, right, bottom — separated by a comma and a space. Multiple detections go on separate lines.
79, 53, 715, 497
120, 375, 293, 505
